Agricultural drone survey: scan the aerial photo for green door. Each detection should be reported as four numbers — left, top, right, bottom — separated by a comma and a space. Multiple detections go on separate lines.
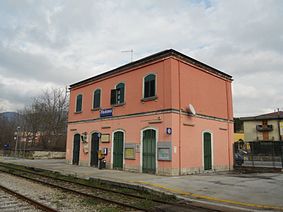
113, 131, 124, 169
204, 132, 212, 170
142, 129, 156, 174
73, 134, 80, 165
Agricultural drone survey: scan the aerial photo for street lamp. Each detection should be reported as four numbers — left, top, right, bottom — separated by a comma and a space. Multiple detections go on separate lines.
14, 126, 20, 157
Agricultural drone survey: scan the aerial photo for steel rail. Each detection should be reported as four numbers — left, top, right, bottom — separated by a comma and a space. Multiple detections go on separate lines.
0, 184, 58, 212
0, 163, 178, 205
0, 167, 147, 211
0, 162, 220, 211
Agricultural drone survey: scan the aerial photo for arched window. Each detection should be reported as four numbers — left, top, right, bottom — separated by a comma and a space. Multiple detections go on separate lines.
116, 83, 125, 104
93, 89, 101, 109
111, 83, 125, 105
76, 94, 83, 112
144, 74, 156, 98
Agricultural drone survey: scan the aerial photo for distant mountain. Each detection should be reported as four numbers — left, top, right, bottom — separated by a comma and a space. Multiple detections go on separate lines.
0, 112, 19, 122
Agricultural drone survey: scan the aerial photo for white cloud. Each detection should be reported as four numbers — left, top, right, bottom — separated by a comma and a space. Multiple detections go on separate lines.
0, 0, 282, 116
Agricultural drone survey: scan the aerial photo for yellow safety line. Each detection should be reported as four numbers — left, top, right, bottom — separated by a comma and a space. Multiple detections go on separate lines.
133, 181, 283, 211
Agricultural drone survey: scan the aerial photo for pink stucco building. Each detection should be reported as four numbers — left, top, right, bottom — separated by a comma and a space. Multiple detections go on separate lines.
66, 49, 233, 175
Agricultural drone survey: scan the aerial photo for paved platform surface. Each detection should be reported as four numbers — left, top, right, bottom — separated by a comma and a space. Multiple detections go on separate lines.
1, 157, 283, 211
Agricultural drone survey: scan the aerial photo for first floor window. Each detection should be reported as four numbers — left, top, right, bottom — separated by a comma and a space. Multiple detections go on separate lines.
93, 89, 101, 108
144, 74, 156, 98
111, 83, 125, 105
76, 94, 82, 112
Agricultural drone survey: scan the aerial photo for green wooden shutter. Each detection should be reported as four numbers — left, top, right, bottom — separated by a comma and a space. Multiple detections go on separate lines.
144, 74, 155, 98
204, 132, 212, 170
142, 129, 156, 173
113, 131, 124, 169
76, 95, 82, 112
149, 79, 155, 97
116, 83, 125, 104
110, 89, 117, 105
144, 80, 150, 98
93, 89, 101, 108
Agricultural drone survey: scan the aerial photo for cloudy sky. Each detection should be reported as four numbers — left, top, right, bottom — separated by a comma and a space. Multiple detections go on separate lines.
0, 0, 282, 117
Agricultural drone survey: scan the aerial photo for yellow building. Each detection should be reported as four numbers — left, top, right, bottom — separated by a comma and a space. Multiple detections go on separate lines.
234, 133, 244, 142
240, 111, 283, 141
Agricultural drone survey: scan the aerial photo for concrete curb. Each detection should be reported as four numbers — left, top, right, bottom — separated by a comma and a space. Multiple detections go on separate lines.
134, 181, 283, 211
2, 160, 283, 211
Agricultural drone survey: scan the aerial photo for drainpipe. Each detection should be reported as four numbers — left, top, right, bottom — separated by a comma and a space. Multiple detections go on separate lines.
178, 61, 182, 175
225, 81, 231, 170
277, 108, 282, 141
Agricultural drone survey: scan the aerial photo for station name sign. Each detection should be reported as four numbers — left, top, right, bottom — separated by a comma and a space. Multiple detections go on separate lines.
100, 108, 113, 117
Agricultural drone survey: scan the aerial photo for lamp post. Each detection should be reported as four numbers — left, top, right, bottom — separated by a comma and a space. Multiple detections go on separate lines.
14, 126, 20, 157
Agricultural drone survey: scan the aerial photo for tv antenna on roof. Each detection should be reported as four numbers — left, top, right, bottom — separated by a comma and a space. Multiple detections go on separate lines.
121, 49, 134, 62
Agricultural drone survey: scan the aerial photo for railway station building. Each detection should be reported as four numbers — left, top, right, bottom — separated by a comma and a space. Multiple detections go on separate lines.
66, 49, 234, 175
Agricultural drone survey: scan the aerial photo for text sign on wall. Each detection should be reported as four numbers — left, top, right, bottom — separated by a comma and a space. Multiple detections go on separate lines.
158, 148, 171, 161
157, 141, 172, 161
100, 108, 113, 117
101, 134, 110, 143
166, 128, 172, 135
125, 148, 135, 159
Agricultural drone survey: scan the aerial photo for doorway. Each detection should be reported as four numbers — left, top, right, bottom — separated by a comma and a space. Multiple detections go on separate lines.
72, 134, 80, 165
142, 129, 156, 174
90, 132, 99, 167
113, 131, 124, 169
203, 132, 212, 170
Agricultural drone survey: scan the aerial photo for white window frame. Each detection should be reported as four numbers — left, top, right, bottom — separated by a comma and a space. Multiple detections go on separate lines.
75, 93, 83, 112
92, 88, 102, 109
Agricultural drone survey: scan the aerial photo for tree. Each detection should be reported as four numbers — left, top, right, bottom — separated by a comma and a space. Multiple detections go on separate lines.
20, 87, 69, 151
0, 112, 18, 151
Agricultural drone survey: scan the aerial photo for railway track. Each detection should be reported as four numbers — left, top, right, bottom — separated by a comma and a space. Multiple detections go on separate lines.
0, 184, 57, 212
0, 162, 222, 211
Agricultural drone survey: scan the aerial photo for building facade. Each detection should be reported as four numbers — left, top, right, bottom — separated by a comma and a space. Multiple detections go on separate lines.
241, 111, 283, 142
66, 49, 234, 176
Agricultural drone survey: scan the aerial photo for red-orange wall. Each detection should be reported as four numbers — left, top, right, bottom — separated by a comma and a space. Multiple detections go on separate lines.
68, 59, 172, 123
66, 55, 233, 175
170, 59, 233, 120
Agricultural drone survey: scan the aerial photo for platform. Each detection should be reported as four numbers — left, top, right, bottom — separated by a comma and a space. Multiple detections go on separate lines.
1, 157, 283, 211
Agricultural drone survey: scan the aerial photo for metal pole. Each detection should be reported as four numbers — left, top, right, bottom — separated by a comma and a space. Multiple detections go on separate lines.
121, 49, 134, 62
251, 142, 254, 167
19, 129, 22, 157
24, 134, 27, 158
15, 126, 20, 157
272, 142, 275, 168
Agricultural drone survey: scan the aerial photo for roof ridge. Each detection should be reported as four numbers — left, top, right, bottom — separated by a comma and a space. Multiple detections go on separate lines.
70, 49, 232, 89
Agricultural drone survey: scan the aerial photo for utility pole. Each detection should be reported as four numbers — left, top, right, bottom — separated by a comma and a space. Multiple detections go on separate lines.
121, 49, 134, 62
